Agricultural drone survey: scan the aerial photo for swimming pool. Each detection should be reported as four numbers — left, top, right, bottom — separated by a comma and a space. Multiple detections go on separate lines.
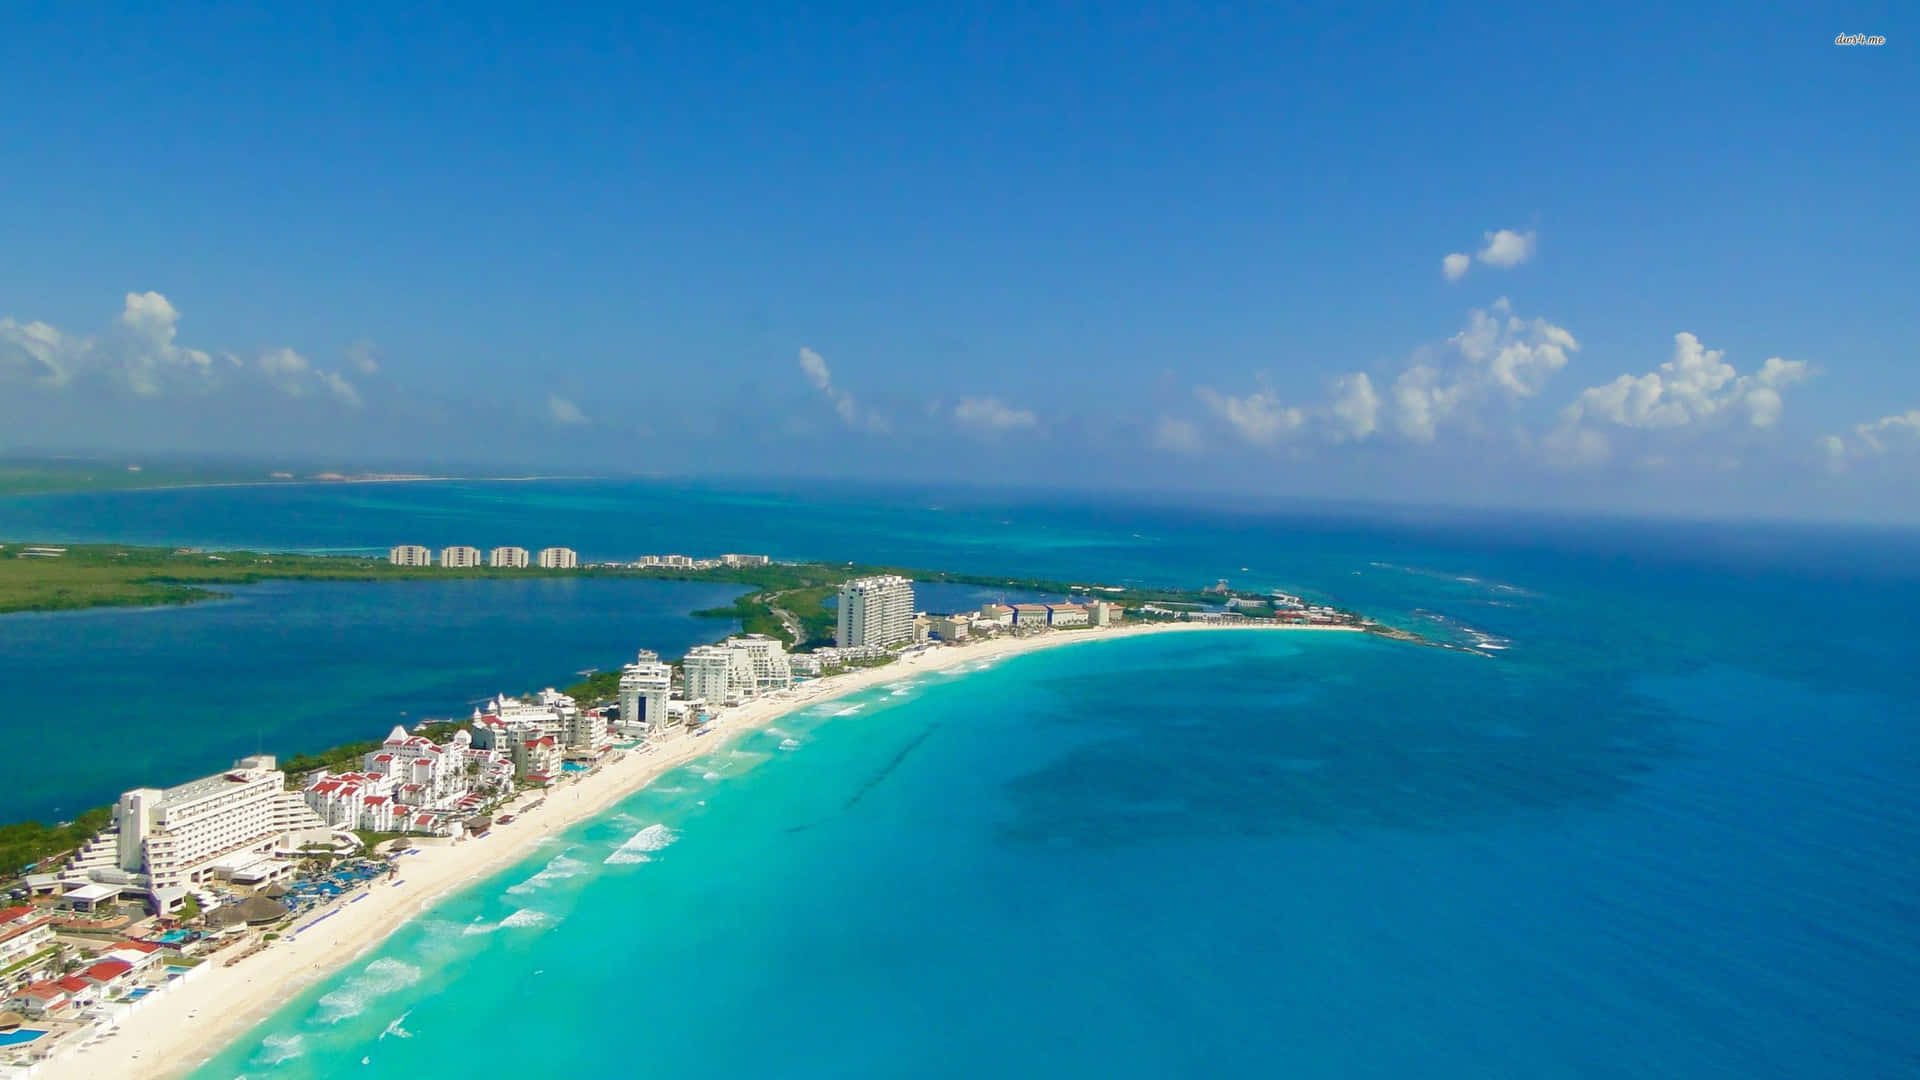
0, 1029, 47, 1047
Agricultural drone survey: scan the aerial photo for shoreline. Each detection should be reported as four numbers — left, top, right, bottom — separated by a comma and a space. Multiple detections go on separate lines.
34, 621, 1360, 1080
0, 474, 607, 501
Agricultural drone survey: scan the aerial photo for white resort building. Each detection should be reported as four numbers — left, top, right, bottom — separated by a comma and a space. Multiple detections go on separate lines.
537, 547, 578, 568
388, 544, 433, 567
721, 553, 771, 567
676, 635, 793, 708
725, 634, 793, 694
58, 757, 335, 913
441, 545, 483, 568
489, 546, 530, 568
1045, 603, 1089, 627
618, 651, 674, 734
681, 645, 739, 706
470, 687, 604, 775
837, 574, 916, 648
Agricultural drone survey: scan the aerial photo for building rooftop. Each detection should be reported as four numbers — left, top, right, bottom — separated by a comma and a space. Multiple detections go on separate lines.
83, 960, 134, 982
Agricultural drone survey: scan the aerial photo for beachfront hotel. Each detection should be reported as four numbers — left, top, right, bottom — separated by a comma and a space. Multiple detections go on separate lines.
1010, 603, 1051, 628
681, 645, 738, 706
388, 544, 433, 566
466, 687, 609, 779
726, 634, 794, 693
836, 574, 916, 648
1046, 603, 1089, 627
678, 635, 794, 707
56, 757, 335, 913
441, 545, 483, 568
926, 614, 970, 641
721, 553, 771, 567
618, 651, 673, 733
488, 545, 530, 568
537, 546, 578, 568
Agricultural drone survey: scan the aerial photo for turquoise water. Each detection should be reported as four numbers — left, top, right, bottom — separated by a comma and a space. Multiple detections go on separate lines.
3, 480, 1917, 1076
0, 578, 743, 822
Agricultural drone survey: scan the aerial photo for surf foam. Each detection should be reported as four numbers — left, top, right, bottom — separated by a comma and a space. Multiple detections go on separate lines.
315, 958, 422, 1025
604, 823, 676, 865
505, 852, 587, 896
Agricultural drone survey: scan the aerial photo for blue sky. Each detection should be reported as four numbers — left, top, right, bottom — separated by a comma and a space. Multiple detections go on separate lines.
1, 3, 1914, 519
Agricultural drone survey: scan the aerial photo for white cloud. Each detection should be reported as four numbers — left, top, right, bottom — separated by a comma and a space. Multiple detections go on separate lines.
1561, 333, 1808, 431
0, 292, 369, 411
1152, 417, 1204, 455
796, 346, 887, 431
345, 339, 381, 375
1446, 298, 1576, 398
953, 396, 1038, 434
1821, 409, 1920, 470
1195, 385, 1306, 446
1550, 333, 1811, 466
547, 394, 589, 426
1853, 409, 1920, 452
103, 291, 215, 396
255, 346, 363, 408
257, 346, 311, 385
1163, 301, 1577, 453
1378, 299, 1577, 441
0, 318, 76, 387
1438, 228, 1537, 282
1476, 228, 1537, 269
1389, 364, 1472, 442
1329, 372, 1379, 440
798, 346, 832, 391
318, 370, 363, 409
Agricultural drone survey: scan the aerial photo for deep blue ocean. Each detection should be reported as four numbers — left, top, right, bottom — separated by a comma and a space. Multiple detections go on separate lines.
1, 479, 1915, 1077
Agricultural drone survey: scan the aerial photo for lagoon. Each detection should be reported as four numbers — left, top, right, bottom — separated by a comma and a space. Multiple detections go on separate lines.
0, 577, 742, 822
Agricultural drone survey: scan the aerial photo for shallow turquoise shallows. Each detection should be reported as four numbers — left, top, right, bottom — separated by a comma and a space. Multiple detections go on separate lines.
2, 480, 1916, 1077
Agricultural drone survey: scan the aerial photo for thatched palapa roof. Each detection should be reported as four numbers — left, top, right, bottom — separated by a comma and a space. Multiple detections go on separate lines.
236, 895, 289, 925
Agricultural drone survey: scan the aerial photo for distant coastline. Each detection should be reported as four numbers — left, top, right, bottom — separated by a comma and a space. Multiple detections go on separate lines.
1, 474, 603, 498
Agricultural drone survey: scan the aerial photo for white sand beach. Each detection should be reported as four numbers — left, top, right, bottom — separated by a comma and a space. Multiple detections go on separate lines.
36, 620, 1359, 1080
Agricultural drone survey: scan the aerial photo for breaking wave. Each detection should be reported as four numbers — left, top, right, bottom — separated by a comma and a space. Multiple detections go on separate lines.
500, 908, 551, 929
315, 958, 422, 1025
252, 1032, 306, 1066
604, 823, 676, 865
779, 738, 801, 750
506, 853, 587, 895
380, 1012, 413, 1040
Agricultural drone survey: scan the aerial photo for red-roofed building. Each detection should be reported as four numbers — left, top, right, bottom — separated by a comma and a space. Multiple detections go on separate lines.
1009, 603, 1052, 628
54, 974, 98, 1008
364, 726, 474, 810
0, 905, 54, 975
512, 736, 562, 784
10, 980, 68, 1016
82, 959, 134, 987
303, 769, 395, 831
